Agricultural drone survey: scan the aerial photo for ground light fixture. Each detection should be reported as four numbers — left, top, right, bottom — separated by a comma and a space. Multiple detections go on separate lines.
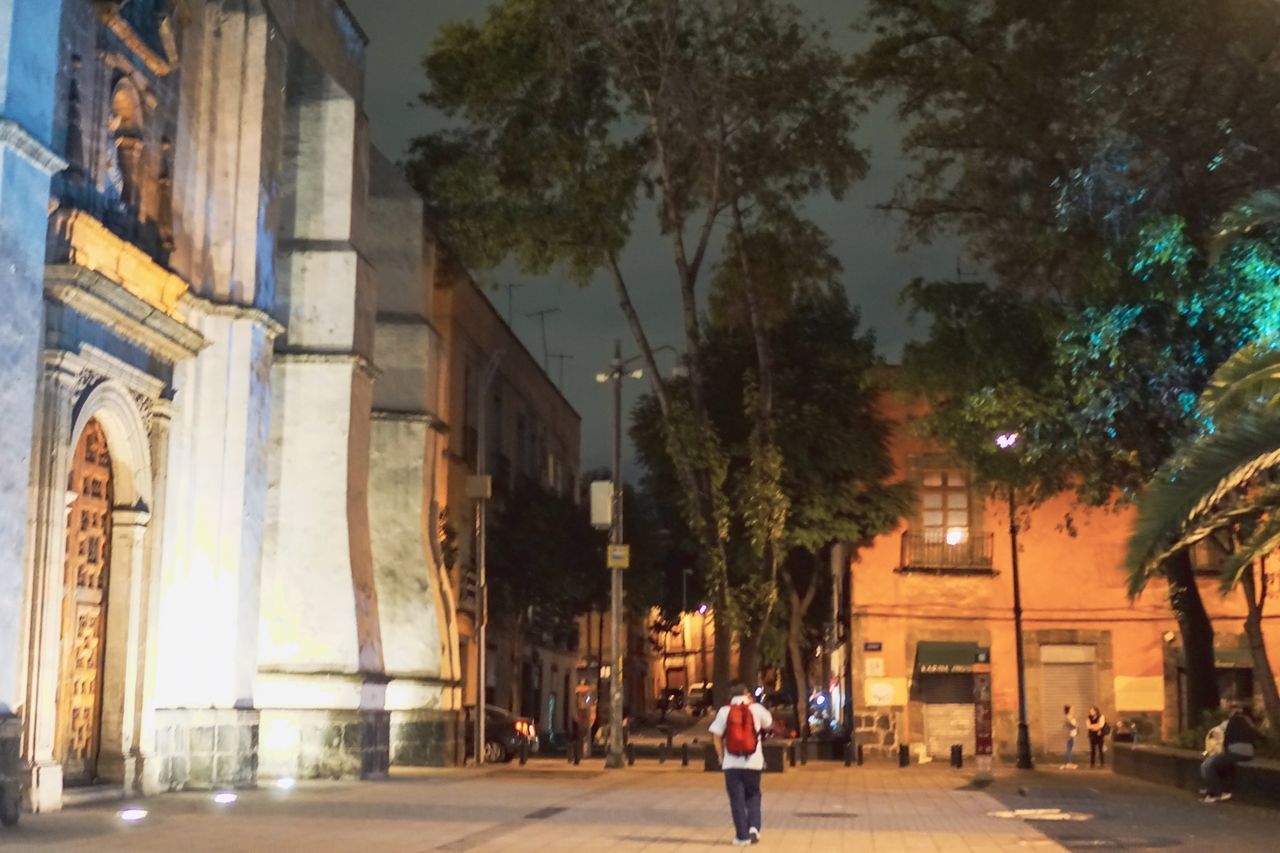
213, 792, 237, 805
118, 807, 148, 822
274, 777, 296, 791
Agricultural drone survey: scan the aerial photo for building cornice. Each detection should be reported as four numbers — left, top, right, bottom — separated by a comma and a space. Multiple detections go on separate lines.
0, 118, 68, 176
45, 265, 206, 363
181, 293, 286, 339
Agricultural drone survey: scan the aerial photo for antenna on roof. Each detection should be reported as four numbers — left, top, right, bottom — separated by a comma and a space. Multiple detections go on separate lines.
524, 307, 560, 371
548, 352, 575, 390
502, 282, 524, 324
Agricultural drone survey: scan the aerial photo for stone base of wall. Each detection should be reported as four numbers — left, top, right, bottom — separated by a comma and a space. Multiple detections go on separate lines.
1113, 742, 1280, 809
259, 708, 389, 781
854, 708, 901, 757
152, 708, 259, 792
391, 709, 459, 767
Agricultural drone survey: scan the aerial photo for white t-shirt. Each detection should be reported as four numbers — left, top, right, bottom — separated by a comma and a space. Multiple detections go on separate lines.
709, 697, 774, 770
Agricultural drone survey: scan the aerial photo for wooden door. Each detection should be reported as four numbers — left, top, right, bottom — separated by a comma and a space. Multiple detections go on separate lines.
57, 420, 112, 785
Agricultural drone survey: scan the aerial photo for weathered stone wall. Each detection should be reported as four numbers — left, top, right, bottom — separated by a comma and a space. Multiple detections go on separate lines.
258, 708, 388, 780
0, 0, 67, 717
854, 708, 902, 757
151, 708, 259, 791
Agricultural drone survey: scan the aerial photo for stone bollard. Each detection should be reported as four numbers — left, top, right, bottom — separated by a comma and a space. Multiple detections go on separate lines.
666, 732, 674, 749
844, 740, 854, 767
950, 744, 963, 769
681, 743, 690, 767
626, 743, 636, 766
572, 739, 581, 766
659, 743, 667, 764
898, 744, 910, 767
788, 743, 797, 767
800, 737, 808, 766
856, 743, 864, 766
520, 740, 529, 766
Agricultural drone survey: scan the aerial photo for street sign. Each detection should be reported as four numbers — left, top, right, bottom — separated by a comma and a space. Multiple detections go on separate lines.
590, 481, 613, 529
606, 544, 630, 569
864, 641, 882, 652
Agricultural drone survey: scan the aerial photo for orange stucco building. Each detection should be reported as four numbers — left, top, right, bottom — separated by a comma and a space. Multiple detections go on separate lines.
846, 391, 1280, 761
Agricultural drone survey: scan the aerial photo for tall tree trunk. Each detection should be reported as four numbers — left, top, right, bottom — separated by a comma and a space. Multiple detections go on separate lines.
713, 607, 732, 707
1165, 550, 1220, 726
1241, 561, 1280, 732
785, 584, 815, 739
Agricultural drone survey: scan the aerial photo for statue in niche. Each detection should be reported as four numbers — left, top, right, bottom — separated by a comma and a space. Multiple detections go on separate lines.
106, 80, 144, 215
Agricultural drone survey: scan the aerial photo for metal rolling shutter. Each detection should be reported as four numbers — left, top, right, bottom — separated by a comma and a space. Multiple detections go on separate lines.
1040, 645, 1098, 756
921, 674, 975, 757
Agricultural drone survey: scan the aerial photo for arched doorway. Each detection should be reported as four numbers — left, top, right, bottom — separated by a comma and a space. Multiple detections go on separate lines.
56, 419, 113, 785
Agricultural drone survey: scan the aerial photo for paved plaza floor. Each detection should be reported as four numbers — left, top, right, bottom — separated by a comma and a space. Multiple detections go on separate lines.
6, 760, 1280, 852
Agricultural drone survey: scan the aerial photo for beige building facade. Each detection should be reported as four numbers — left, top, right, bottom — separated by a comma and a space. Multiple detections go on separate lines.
1, 0, 458, 812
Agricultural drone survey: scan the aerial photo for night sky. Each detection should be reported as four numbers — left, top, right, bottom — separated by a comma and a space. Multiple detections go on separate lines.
345, 0, 963, 476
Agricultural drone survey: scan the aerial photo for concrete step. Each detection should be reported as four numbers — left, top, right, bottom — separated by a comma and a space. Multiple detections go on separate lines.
61, 784, 126, 808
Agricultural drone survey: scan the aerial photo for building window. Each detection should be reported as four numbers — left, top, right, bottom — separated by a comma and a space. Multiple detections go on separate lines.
921, 469, 969, 544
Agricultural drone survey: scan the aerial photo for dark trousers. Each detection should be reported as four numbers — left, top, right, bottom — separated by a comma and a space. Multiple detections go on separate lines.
1089, 733, 1105, 767
723, 768, 762, 841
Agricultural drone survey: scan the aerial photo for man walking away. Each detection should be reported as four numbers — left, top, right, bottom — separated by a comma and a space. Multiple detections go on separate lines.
1201, 706, 1261, 803
572, 677, 596, 761
1060, 705, 1078, 769
710, 683, 773, 846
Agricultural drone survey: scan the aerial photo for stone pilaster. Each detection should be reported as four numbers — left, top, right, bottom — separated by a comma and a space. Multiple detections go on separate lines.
0, 0, 69, 719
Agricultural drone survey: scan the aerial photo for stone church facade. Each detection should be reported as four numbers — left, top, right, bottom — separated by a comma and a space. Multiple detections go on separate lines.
1, 0, 460, 812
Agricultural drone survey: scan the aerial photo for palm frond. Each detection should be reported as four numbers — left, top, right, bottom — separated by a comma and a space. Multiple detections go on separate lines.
1210, 188, 1280, 263
1126, 415, 1280, 595
1219, 514, 1280, 593
1198, 342, 1280, 422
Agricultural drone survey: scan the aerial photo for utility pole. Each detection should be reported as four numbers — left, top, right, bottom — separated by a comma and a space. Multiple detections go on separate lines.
606, 340, 625, 769
996, 431, 1034, 770
524, 307, 560, 371
469, 353, 502, 765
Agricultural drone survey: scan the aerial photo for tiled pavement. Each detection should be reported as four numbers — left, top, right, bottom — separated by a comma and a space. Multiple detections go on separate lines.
6, 760, 1280, 852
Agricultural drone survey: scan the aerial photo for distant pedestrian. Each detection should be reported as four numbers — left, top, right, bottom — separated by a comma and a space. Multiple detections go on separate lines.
1060, 705, 1078, 769
1201, 706, 1261, 803
573, 677, 596, 761
1087, 706, 1108, 768
709, 683, 773, 846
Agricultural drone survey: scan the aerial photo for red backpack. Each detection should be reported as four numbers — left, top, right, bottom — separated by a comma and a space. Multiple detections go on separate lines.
725, 703, 759, 756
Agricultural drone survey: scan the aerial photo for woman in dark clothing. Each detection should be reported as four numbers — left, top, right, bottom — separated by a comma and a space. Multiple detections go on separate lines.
1201, 707, 1261, 803
1086, 706, 1107, 768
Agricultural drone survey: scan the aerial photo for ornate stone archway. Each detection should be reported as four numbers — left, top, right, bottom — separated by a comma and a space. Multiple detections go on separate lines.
23, 366, 158, 809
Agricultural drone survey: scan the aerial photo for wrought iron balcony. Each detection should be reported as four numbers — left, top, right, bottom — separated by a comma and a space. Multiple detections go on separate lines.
899, 531, 995, 573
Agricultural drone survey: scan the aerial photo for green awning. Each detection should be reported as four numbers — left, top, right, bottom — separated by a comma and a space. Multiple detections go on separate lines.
1177, 647, 1254, 668
916, 641, 979, 674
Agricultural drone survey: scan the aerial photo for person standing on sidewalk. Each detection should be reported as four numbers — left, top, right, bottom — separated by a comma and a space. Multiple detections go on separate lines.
1060, 705, 1079, 769
1087, 706, 1108, 768
572, 677, 596, 761
710, 683, 773, 846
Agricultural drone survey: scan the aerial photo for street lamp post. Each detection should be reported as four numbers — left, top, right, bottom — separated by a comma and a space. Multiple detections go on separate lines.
596, 342, 678, 768
996, 431, 1034, 770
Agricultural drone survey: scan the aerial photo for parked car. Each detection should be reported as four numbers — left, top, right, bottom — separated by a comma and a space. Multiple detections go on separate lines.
657, 687, 685, 714
685, 682, 714, 715
464, 704, 539, 763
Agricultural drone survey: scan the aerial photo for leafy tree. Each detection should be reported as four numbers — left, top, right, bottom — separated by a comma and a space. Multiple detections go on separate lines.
1127, 340, 1280, 732
859, 0, 1280, 723
410, 0, 865, 703
634, 282, 910, 694
488, 481, 602, 649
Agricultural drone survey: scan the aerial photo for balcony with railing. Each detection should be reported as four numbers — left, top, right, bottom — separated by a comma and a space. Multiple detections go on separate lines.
898, 530, 995, 574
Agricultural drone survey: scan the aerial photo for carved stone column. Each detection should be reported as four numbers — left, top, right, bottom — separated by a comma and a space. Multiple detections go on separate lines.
97, 508, 150, 788
20, 355, 82, 812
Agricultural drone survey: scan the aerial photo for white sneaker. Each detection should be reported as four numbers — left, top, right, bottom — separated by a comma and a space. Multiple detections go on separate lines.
749, 827, 761, 844
1201, 795, 1221, 804
732, 839, 751, 847
1220, 793, 1233, 801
